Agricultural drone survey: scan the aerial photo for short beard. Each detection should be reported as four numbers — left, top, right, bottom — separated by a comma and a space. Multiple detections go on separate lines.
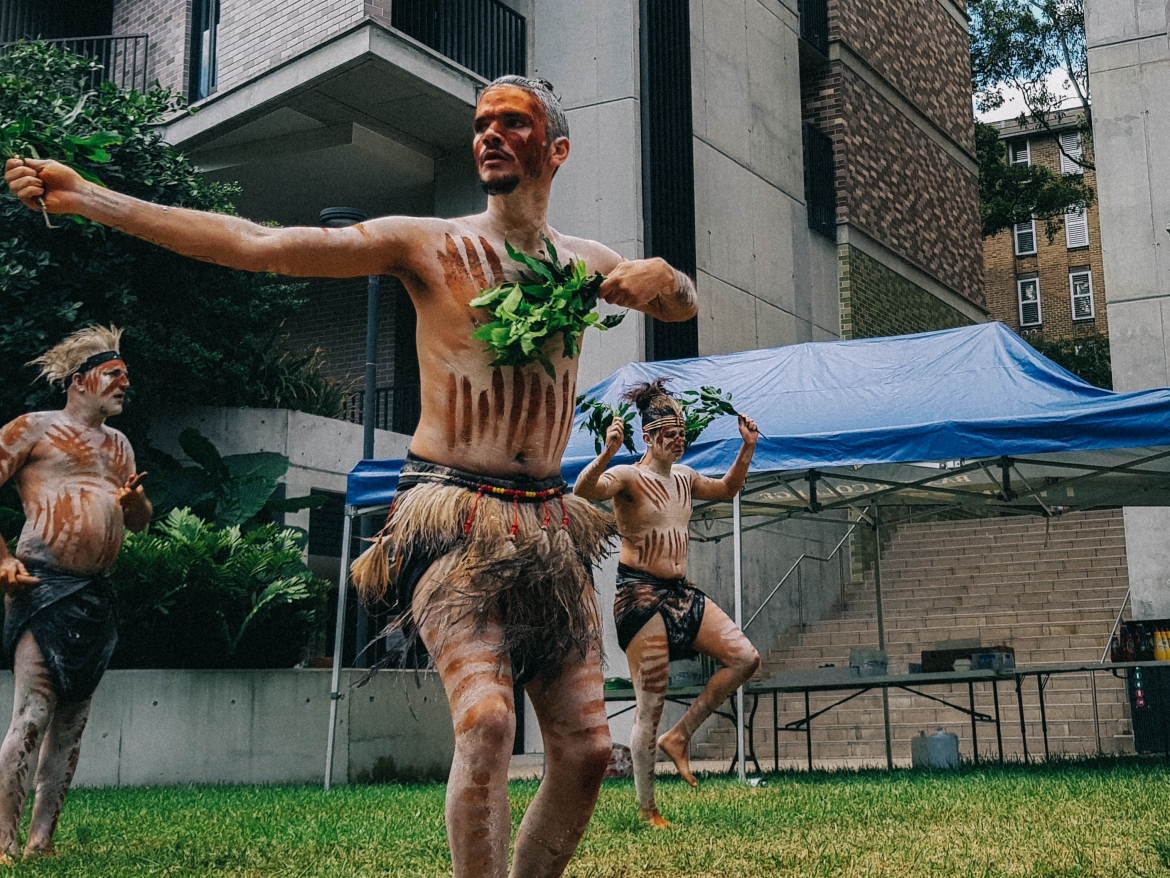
480, 175, 521, 196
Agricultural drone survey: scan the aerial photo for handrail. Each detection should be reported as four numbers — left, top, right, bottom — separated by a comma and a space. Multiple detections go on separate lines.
1100, 585, 1131, 663
744, 522, 858, 631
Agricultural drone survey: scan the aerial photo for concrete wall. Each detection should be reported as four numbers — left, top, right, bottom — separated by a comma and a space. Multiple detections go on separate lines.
692, 0, 841, 351
1086, 0, 1170, 619
0, 669, 454, 787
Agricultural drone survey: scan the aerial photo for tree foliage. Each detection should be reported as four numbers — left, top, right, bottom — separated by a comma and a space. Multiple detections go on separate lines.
1025, 331, 1112, 389
976, 120, 1094, 238
970, 0, 1091, 166
0, 42, 345, 442
109, 509, 329, 668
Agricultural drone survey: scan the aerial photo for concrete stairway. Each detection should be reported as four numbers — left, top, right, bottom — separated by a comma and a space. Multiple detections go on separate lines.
693, 510, 1134, 768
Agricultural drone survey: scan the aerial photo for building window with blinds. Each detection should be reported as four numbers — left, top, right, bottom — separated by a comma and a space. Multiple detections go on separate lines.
1065, 205, 1089, 249
1059, 131, 1083, 175
1009, 140, 1030, 166
1018, 277, 1042, 327
1014, 219, 1037, 256
1070, 270, 1095, 321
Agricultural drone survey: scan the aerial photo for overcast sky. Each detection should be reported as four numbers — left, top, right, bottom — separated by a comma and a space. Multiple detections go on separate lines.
974, 69, 1085, 124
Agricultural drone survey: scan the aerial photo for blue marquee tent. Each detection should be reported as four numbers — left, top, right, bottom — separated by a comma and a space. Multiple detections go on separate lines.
328, 323, 1170, 784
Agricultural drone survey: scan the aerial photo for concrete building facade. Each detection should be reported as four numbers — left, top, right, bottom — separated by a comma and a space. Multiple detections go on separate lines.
1085, 0, 1170, 620
982, 116, 1107, 341
3, 0, 985, 755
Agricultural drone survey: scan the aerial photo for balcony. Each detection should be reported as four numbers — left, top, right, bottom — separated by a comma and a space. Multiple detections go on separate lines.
341, 384, 422, 435
392, 0, 526, 82
0, 35, 150, 93
803, 122, 836, 239
798, 0, 829, 56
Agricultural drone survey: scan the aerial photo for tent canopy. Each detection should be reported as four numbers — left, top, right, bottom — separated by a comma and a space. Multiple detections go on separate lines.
346, 323, 1170, 521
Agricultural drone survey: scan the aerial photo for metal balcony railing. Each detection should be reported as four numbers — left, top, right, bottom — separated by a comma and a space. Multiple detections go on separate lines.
0, 35, 150, 93
803, 122, 837, 239
341, 384, 422, 435
391, 0, 526, 81
798, 0, 829, 56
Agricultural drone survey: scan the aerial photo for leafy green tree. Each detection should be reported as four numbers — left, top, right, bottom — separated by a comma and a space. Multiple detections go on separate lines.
0, 42, 344, 442
976, 120, 1093, 238
1025, 332, 1112, 389
970, 0, 1091, 167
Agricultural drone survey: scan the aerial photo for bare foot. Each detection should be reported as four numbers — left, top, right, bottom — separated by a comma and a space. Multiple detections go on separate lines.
0, 850, 14, 867
639, 806, 671, 828
22, 845, 58, 861
657, 730, 698, 788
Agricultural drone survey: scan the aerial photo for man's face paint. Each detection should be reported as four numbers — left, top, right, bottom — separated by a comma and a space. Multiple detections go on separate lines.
79, 360, 129, 415
473, 86, 550, 194
646, 424, 687, 461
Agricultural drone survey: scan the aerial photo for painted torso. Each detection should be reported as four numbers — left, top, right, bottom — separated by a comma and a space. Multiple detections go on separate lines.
0, 412, 135, 575
611, 463, 694, 579
402, 221, 593, 480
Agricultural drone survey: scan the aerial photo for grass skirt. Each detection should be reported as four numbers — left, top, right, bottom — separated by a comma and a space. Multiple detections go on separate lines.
352, 478, 616, 685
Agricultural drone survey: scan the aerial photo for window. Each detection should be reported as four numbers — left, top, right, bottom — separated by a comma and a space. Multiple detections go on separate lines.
1018, 277, 1042, 327
189, 0, 220, 101
1014, 219, 1037, 256
1009, 140, 1030, 166
1065, 205, 1090, 249
1070, 270, 1095, 320
1059, 131, 1083, 175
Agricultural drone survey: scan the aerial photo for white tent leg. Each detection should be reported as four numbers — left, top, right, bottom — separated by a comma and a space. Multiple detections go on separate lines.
325, 510, 355, 790
734, 492, 746, 783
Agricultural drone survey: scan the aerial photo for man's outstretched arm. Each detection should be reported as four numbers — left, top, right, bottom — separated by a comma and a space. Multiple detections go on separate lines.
0, 416, 44, 591
691, 414, 760, 502
4, 158, 424, 279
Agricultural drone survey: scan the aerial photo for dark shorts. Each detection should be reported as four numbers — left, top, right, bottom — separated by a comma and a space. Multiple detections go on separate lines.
3, 564, 118, 704
614, 562, 707, 662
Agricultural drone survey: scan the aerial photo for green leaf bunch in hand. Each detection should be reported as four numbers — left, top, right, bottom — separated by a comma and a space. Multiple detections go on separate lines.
677, 386, 740, 447
576, 395, 636, 454
469, 233, 625, 379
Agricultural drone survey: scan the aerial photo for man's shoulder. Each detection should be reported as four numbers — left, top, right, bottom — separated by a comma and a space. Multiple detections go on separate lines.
672, 464, 698, 480
551, 232, 623, 273
0, 411, 54, 442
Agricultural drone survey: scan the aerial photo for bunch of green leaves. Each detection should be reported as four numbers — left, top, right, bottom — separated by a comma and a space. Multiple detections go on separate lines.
0, 41, 333, 442
0, 97, 121, 182
110, 507, 329, 668
144, 428, 327, 530
576, 396, 636, 454
677, 386, 740, 446
469, 234, 624, 378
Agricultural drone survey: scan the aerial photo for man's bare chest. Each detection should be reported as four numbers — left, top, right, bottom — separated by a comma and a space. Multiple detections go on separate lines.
26, 423, 126, 487
624, 469, 693, 526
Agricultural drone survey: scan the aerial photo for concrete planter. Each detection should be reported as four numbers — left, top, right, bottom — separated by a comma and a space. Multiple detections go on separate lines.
0, 669, 453, 788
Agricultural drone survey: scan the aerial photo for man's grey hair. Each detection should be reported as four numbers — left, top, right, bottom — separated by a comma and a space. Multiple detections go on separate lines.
483, 75, 569, 142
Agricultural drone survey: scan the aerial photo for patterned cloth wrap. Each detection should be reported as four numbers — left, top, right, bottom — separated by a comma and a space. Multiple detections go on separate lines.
371, 453, 616, 686
3, 563, 118, 703
613, 562, 707, 662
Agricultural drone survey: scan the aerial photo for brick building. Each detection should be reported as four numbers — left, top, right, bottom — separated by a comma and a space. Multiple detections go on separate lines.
982, 115, 1106, 341
801, 0, 985, 340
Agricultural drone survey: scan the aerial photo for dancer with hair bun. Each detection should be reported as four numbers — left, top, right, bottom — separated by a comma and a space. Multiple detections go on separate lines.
0, 325, 150, 861
575, 378, 760, 827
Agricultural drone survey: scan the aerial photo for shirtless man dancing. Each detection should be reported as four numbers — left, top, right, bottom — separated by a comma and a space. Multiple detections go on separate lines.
0, 325, 150, 861
6, 76, 697, 877
574, 379, 760, 827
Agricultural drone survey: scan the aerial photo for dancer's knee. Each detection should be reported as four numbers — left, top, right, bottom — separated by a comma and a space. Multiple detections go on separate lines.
731, 642, 761, 681
453, 691, 516, 756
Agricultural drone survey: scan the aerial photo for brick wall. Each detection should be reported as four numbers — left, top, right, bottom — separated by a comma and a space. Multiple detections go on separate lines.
983, 133, 1107, 340
112, 0, 190, 94
215, 0, 364, 93
281, 276, 399, 389
840, 245, 974, 339
802, 0, 983, 313
831, 0, 974, 150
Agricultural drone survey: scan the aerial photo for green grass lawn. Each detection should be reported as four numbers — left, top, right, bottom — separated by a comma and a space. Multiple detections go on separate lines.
11, 757, 1170, 877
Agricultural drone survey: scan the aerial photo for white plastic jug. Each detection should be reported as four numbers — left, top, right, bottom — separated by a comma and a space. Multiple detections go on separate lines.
911, 728, 960, 769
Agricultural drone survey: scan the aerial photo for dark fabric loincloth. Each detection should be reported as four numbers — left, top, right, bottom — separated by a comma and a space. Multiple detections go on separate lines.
356, 453, 616, 687
613, 562, 707, 662
3, 563, 118, 704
